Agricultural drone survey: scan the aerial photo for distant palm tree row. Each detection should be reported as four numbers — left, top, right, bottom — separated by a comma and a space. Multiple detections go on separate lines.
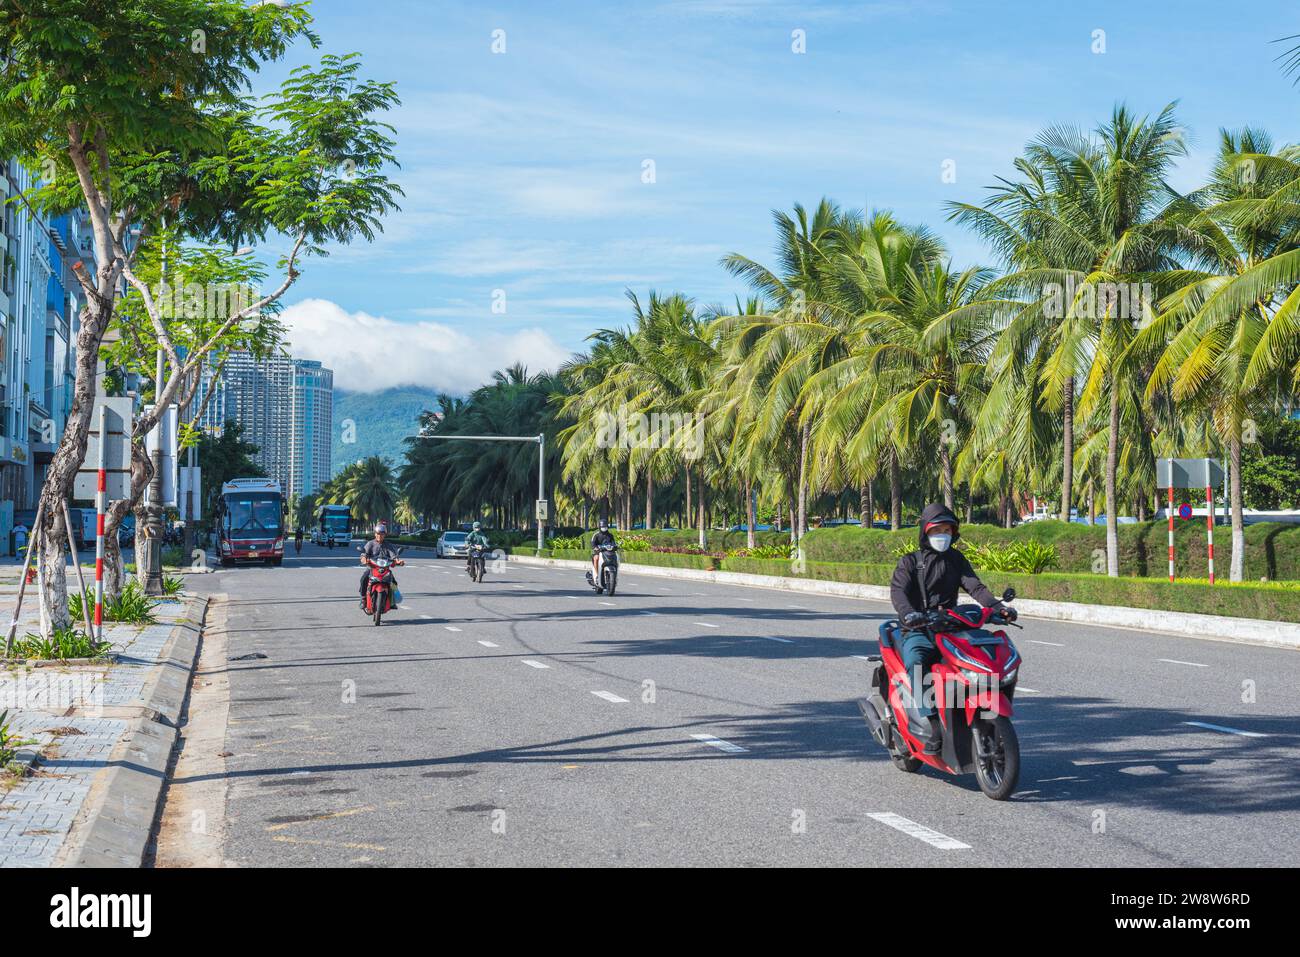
399, 104, 1300, 581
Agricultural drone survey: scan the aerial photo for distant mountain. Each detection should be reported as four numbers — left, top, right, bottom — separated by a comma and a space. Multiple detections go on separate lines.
331, 385, 443, 476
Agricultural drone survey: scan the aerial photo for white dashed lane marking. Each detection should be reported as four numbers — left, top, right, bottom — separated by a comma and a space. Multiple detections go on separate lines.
694, 622, 719, 628
866, 812, 970, 851
1183, 721, 1266, 738
689, 733, 747, 754
1029, 640, 1064, 647
521, 660, 550, 669
477, 640, 498, 648
444, 626, 462, 632
1159, 658, 1207, 668
591, 690, 629, 703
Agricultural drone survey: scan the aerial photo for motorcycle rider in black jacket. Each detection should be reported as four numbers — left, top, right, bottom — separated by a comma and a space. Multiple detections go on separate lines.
888, 503, 1015, 752
587, 521, 616, 585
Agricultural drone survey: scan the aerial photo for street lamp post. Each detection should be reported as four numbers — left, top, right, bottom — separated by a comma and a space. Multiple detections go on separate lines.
419, 433, 547, 550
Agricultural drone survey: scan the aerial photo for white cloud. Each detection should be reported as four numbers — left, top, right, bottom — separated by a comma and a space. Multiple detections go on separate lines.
279, 298, 572, 394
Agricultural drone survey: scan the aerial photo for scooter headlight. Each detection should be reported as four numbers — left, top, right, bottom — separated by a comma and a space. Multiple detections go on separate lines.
1000, 667, 1018, 686
941, 637, 992, 673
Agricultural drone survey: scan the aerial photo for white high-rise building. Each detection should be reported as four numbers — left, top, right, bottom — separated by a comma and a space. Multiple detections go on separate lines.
199, 353, 333, 501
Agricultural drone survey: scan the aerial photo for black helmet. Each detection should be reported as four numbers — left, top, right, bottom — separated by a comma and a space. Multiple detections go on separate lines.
917, 503, 960, 549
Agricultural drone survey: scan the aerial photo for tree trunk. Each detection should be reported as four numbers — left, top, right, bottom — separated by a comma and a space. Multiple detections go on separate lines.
889, 448, 902, 530
940, 443, 954, 510
1104, 384, 1121, 577
645, 471, 653, 530
696, 474, 706, 549
746, 479, 756, 549
859, 482, 869, 528
684, 465, 691, 525
1059, 376, 1074, 521
1230, 427, 1244, 582
796, 421, 810, 540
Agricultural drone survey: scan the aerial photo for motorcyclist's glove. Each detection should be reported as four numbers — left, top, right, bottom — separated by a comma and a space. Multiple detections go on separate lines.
1000, 605, 1017, 622
903, 611, 926, 629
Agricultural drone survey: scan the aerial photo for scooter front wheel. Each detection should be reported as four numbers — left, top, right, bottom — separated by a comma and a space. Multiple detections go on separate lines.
973, 716, 1020, 800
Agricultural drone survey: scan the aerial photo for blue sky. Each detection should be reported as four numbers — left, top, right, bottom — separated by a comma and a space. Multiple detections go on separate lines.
260, 0, 1300, 392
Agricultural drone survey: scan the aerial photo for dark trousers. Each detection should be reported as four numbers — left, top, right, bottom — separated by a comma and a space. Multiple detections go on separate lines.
899, 630, 941, 717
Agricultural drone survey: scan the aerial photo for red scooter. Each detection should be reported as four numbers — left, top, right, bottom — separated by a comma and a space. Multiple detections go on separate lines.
859, 588, 1023, 800
359, 546, 405, 626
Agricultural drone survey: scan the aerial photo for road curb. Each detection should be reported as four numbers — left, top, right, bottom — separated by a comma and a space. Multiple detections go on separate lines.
57, 594, 209, 867
507, 554, 1300, 650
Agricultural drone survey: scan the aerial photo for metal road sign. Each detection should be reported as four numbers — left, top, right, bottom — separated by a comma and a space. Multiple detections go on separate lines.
1156, 458, 1225, 489
74, 397, 133, 500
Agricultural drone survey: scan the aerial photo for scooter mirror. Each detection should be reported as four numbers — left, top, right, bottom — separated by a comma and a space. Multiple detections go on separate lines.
356, 546, 363, 553
1002, 587, 1016, 602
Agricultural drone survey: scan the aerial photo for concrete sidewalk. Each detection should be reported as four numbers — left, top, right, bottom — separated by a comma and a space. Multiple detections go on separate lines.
0, 574, 207, 868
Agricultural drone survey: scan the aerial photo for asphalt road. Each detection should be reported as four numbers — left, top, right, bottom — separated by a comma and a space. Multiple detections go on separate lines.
170, 542, 1300, 867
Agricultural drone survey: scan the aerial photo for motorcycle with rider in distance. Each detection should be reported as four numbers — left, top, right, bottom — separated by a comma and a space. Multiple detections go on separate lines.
589, 541, 619, 596
358, 544, 405, 625
858, 588, 1023, 800
467, 543, 488, 582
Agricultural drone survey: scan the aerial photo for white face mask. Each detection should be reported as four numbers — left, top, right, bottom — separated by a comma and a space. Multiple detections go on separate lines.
927, 533, 953, 552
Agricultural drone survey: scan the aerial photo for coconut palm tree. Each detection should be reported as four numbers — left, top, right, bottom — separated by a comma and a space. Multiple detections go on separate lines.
1134, 128, 1300, 579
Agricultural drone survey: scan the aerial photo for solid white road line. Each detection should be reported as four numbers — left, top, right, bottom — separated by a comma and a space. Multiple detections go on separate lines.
866, 812, 971, 851
591, 690, 629, 703
1183, 721, 1267, 738
694, 621, 720, 628
477, 640, 499, 648
1159, 658, 1208, 668
1029, 640, 1064, 647
521, 660, 549, 669
689, 733, 747, 754
444, 626, 462, 632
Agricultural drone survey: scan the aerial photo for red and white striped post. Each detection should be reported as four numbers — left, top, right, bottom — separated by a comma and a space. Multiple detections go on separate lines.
1205, 484, 1215, 585
1167, 458, 1175, 583
93, 404, 107, 642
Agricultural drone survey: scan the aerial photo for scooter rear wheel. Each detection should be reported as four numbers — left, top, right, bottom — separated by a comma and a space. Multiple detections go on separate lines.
973, 716, 1019, 800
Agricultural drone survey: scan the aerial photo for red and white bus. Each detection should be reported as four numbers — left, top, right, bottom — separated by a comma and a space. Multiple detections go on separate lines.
216, 478, 286, 566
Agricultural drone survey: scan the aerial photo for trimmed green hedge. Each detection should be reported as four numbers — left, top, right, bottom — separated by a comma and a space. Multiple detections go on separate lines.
550, 548, 719, 570
561, 528, 788, 551
799, 520, 1300, 581
719, 557, 1300, 623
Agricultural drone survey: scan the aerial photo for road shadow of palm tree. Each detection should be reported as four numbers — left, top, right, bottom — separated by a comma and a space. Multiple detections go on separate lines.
1001, 695, 1300, 814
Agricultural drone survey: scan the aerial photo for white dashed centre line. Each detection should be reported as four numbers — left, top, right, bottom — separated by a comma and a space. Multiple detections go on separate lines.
521, 660, 549, 669
689, 733, 747, 754
1183, 721, 1267, 738
866, 812, 970, 851
1159, 658, 1207, 668
761, 635, 795, 644
419, 615, 433, 620
591, 690, 629, 703
1029, 640, 1064, 647
444, 626, 462, 632
477, 640, 498, 648
694, 622, 720, 628
598, 601, 616, 606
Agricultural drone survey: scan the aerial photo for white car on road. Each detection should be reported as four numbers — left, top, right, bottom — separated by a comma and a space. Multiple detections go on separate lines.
437, 531, 470, 559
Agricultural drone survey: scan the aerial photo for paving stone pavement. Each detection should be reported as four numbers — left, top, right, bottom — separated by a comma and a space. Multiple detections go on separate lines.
1, 585, 192, 868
